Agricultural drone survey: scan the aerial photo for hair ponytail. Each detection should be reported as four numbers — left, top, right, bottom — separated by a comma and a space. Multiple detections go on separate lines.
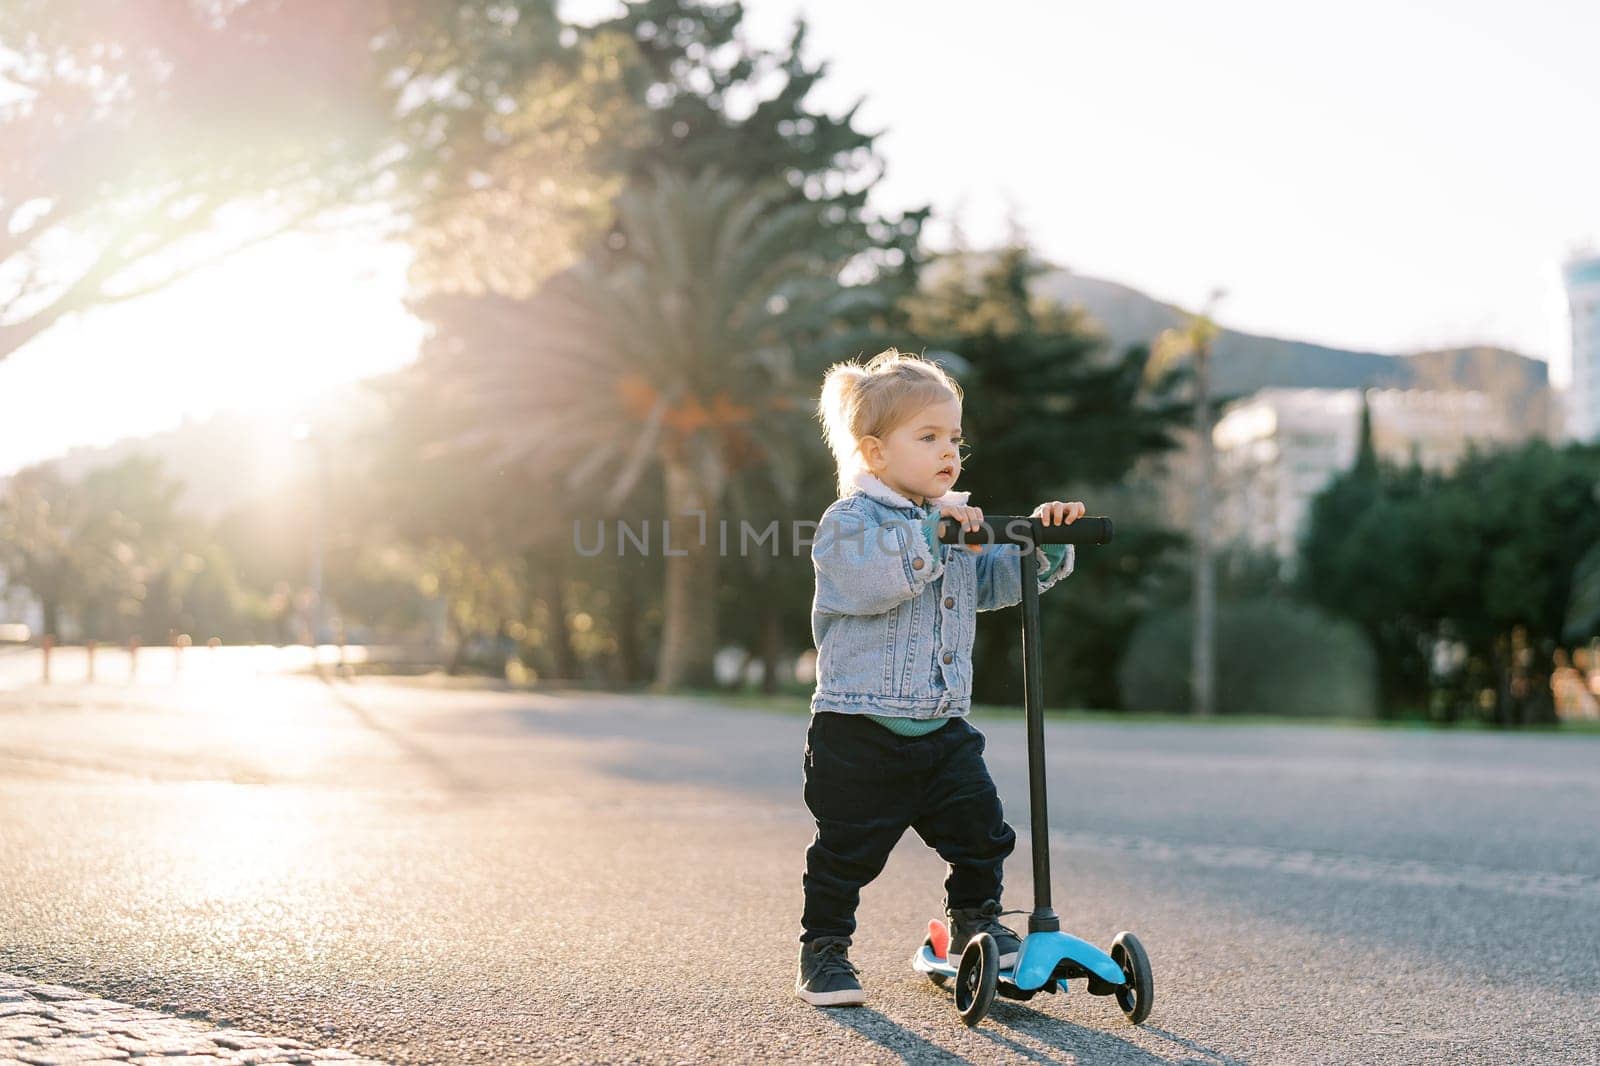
817, 363, 869, 497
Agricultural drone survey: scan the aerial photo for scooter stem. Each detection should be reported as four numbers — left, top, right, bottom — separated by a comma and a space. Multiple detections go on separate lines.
1018, 545, 1060, 933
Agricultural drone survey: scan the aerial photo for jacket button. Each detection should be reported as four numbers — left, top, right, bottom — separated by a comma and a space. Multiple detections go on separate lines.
912, 557, 925, 571
944, 596, 955, 609
942, 651, 954, 665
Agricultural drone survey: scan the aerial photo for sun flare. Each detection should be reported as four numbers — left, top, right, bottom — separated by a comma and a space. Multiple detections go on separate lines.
0, 218, 423, 474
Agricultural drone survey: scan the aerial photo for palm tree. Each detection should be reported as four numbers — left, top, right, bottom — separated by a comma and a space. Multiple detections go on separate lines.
434, 168, 891, 688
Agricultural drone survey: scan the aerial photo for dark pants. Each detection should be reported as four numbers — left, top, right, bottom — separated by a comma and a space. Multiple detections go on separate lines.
800, 711, 1017, 943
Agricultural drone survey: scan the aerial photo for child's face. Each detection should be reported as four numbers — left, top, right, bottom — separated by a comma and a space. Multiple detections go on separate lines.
863, 397, 964, 506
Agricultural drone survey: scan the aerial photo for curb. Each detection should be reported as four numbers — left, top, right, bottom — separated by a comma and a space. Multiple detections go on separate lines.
0, 972, 391, 1066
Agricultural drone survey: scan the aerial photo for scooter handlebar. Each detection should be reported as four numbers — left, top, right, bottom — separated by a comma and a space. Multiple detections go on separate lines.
935, 515, 1114, 547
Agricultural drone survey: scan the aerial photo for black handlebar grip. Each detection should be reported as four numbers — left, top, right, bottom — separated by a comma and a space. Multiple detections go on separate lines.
936, 515, 1114, 547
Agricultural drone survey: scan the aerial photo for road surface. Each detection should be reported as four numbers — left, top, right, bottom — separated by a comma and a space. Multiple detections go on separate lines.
2, 675, 1597, 1064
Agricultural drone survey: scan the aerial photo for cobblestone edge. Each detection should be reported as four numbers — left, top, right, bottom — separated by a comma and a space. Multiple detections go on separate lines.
0, 972, 392, 1066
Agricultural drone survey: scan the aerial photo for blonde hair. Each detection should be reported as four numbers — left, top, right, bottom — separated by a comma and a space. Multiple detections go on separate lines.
816, 348, 964, 497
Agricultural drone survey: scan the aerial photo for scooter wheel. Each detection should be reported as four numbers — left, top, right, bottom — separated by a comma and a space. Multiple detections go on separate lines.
1110, 931, 1154, 1025
953, 932, 998, 1027
921, 938, 949, 987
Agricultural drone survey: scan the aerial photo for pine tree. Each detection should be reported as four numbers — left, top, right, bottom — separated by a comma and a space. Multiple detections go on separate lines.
582, 0, 928, 311
1353, 389, 1378, 478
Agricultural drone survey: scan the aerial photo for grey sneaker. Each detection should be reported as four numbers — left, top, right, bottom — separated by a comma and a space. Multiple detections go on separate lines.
947, 900, 1023, 968
794, 936, 866, 1006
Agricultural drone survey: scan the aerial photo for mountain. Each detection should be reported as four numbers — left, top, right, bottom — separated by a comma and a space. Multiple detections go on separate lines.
1033, 269, 1553, 438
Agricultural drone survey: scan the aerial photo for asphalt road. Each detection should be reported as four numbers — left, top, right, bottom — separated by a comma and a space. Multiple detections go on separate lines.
2, 674, 1598, 1064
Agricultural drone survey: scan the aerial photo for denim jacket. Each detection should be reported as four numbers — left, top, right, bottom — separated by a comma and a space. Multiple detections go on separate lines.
808, 471, 1075, 720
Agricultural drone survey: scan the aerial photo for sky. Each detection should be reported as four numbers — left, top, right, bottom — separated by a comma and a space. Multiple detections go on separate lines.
3, 0, 1598, 474
728, 0, 1600, 361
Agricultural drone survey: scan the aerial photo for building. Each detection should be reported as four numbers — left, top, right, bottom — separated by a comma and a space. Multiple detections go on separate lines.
1566, 254, 1600, 442
1211, 387, 1516, 565
1212, 389, 1360, 565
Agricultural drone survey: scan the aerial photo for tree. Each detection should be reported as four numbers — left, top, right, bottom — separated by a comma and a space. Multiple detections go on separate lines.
1439, 443, 1600, 725
1, 0, 633, 362
581, 0, 928, 308
423, 169, 891, 688
0, 456, 227, 641
573, 2, 932, 691
0, 466, 86, 637
1295, 390, 1430, 714
394, 0, 926, 688
73, 457, 189, 641
1300, 440, 1600, 725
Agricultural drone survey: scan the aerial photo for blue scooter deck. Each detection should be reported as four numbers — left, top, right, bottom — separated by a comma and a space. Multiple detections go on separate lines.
912, 941, 1049, 993
912, 920, 1128, 995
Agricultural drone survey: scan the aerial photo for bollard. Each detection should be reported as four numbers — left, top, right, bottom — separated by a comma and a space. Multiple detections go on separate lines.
85, 639, 96, 683
174, 633, 192, 679
41, 634, 54, 685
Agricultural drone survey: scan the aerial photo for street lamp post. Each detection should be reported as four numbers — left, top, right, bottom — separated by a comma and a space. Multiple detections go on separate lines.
1191, 314, 1216, 720
1151, 288, 1226, 718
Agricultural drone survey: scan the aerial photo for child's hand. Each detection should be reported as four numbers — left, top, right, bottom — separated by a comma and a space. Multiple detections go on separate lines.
1033, 500, 1086, 526
937, 503, 986, 552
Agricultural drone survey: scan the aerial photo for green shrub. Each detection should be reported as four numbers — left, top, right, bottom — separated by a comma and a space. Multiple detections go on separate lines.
1118, 597, 1378, 718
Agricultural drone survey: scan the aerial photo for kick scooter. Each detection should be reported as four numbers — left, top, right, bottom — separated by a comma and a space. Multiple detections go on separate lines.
911, 513, 1154, 1028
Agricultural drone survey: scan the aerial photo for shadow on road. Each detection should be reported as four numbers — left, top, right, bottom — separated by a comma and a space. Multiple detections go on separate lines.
1139, 1025, 1252, 1065
819, 999, 1243, 1065
408, 692, 805, 799
821, 1006, 973, 1063
980, 997, 1243, 1065
318, 676, 489, 797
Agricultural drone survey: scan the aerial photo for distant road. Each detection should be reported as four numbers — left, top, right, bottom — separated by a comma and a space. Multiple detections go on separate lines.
0, 643, 404, 688
2, 677, 1597, 1064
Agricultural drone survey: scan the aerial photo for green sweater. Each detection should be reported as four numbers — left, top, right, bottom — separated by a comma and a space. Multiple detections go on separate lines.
863, 515, 1068, 736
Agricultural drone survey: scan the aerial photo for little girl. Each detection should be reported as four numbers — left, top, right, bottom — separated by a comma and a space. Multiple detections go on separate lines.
795, 347, 1085, 1007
